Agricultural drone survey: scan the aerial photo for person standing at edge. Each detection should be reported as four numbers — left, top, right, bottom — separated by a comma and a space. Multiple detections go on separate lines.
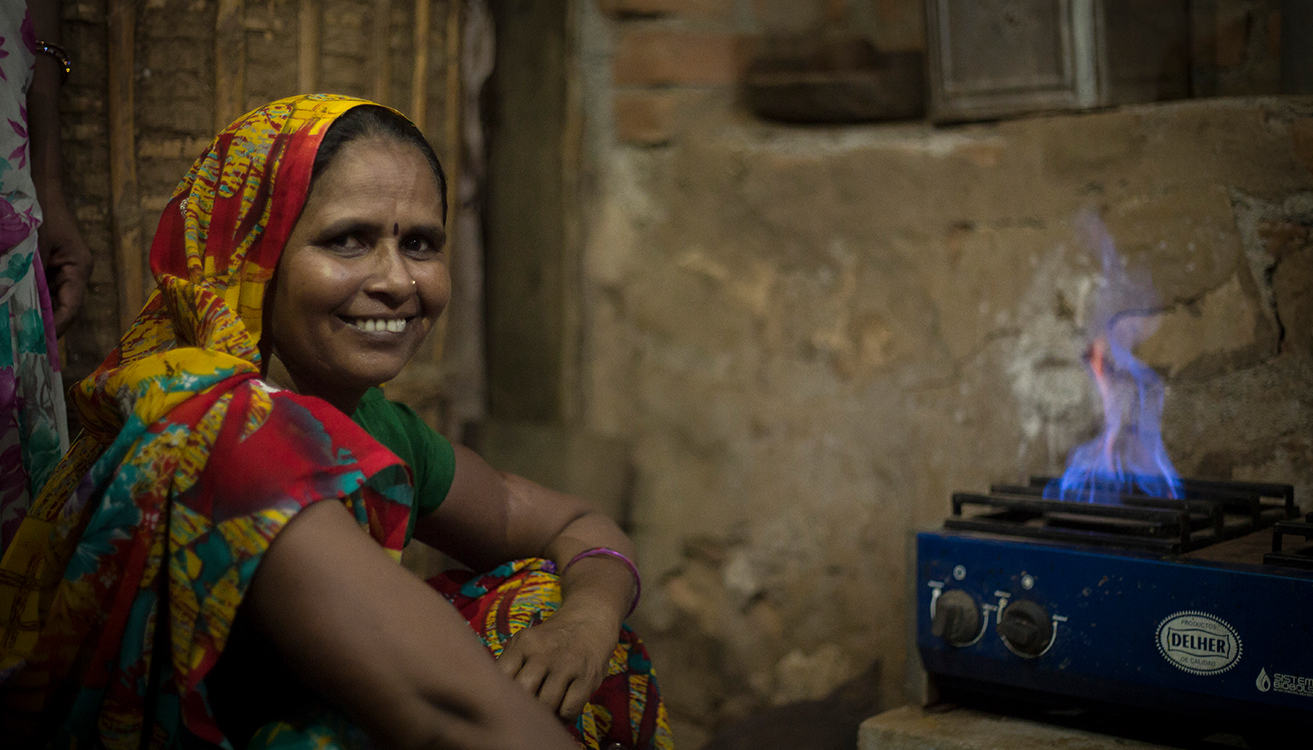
0, 0, 93, 551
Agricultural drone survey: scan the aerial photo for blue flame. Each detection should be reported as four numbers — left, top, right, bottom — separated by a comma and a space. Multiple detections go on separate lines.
1044, 212, 1183, 503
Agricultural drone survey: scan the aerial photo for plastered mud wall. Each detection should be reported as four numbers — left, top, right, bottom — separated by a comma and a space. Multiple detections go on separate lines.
576, 3, 1313, 743
595, 95, 1313, 747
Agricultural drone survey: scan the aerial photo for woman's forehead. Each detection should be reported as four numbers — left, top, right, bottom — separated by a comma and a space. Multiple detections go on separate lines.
304, 138, 443, 211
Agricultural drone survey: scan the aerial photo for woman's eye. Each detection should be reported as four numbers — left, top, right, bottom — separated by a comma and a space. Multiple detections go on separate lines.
402, 235, 441, 258
326, 234, 368, 254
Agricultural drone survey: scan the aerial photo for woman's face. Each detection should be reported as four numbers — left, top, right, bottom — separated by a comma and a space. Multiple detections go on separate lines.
265, 136, 449, 409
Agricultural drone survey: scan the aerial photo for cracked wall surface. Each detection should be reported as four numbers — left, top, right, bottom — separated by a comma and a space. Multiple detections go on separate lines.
578, 89, 1313, 742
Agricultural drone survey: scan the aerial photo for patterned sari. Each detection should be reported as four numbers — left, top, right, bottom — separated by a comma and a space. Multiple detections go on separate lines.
0, 95, 671, 749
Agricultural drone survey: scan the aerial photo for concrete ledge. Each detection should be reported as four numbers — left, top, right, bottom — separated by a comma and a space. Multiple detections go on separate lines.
858, 705, 1177, 750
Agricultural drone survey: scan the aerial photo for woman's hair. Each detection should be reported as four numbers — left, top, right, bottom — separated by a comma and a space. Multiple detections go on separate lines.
310, 105, 449, 221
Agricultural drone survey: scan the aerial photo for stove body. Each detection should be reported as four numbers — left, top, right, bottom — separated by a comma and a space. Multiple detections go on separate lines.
915, 478, 1313, 732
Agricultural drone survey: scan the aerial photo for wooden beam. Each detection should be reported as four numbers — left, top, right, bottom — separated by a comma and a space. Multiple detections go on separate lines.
560, 0, 583, 421
421, 0, 461, 370
372, 0, 394, 104
410, 0, 431, 129
107, 0, 142, 331
299, 0, 320, 93
215, 0, 247, 131
484, 0, 570, 420
443, 0, 462, 244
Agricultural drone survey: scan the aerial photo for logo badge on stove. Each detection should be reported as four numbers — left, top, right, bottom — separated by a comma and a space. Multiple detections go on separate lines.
1156, 611, 1242, 675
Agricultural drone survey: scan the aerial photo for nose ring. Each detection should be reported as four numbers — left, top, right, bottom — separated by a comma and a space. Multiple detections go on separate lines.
411, 279, 417, 287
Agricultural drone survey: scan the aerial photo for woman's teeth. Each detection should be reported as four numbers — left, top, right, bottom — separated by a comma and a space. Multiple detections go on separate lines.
351, 318, 406, 333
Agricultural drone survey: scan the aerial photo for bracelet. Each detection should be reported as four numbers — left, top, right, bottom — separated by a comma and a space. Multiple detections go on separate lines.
560, 547, 642, 618
35, 41, 71, 85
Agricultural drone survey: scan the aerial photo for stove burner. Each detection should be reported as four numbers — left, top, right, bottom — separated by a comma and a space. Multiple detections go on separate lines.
945, 477, 1297, 554
1266, 512, 1313, 569
921, 477, 1312, 735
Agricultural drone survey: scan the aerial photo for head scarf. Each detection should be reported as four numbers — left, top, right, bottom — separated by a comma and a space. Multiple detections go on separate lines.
0, 95, 415, 747
79, 93, 364, 442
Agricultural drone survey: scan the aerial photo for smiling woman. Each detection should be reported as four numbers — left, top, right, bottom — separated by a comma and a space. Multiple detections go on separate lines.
0, 96, 672, 750
264, 134, 451, 412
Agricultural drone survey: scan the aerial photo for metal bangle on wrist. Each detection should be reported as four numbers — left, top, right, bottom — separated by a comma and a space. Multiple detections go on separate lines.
35, 41, 71, 84
557, 547, 642, 618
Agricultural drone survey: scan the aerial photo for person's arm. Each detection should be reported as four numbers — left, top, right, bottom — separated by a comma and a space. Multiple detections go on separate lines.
242, 498, 578, 750
27, 0, 92, 335
412, 444, 640, 720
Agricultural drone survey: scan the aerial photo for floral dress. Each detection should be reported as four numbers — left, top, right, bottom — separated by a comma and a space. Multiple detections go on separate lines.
0, 5, 68, 553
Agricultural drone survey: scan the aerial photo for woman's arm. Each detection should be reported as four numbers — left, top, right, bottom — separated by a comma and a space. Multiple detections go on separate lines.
27, 0, 93, 336
242, 498, 577, 750
411, 444, 640, 718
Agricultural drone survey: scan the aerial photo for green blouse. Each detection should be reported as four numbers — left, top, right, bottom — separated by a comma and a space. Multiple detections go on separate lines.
351, 386, 457, 542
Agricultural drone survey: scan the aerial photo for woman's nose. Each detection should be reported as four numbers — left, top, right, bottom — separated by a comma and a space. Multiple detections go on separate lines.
365, 243, 415, 294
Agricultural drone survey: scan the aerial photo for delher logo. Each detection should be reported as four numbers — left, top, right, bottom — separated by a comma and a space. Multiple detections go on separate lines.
1156, 611, 1241, 675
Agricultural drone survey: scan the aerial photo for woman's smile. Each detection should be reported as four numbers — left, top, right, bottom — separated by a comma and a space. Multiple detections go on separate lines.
345, 316, 411, 333
263, 136, 450, 411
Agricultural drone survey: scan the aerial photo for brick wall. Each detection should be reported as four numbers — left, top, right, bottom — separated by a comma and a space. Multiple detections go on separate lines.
599, 0, 925, 145
598, 0, 1288, 147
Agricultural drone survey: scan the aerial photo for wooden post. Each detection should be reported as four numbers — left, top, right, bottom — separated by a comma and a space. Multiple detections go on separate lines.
443, 1, 462, 246
560, 0, 583, 422
215, 0, 247, 131
410, 0, 431, 128
421, 1, 462, 376
299, 0, 321, 93
107, 0, 142, 331
372, 0, 394, 104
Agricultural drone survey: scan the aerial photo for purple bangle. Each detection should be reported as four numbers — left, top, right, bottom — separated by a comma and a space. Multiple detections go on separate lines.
560, 547, 642, 617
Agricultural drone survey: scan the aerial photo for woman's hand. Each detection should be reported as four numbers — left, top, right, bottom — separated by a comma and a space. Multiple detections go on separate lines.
414, 445, 643, 718
38, 194, 94, 335
497, 603, 621, 720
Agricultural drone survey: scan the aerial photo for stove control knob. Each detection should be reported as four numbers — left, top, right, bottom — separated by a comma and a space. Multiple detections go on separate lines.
931, 589, 980, 646
997, 599, 1052, 657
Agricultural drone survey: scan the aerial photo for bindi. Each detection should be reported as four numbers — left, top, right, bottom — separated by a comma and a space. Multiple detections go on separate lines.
393, 223, 400, 236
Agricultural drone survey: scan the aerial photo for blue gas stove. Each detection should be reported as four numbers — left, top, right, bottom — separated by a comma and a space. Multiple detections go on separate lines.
916, 478, 1313, 736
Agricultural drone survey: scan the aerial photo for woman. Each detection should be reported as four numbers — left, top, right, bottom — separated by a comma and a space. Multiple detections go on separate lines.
0, 94, 671, 750
0, 0, 94, 550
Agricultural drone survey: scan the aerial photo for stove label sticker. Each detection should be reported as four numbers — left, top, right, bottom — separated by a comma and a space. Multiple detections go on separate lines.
1155, 612, 1241, 675
1257, 668, 1313, 699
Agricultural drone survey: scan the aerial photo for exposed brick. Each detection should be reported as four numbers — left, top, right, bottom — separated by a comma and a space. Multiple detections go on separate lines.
597, 0, 734, 22
137, 137, 213, 160
1292, 119, 1313, 177
1268, 9, 1281, 59
750, 0, 824, 34
1214, 6, 1251, 68
1259, 220, 1310, 262
1273, 245, 1313, 356
873, 0, 926, 52
615, 89, 685, 145
613, 28, 750, 86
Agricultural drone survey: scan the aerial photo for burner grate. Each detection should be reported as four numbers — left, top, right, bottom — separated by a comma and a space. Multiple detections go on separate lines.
945, 477, 1297, 554
1266, 513, 1313, 569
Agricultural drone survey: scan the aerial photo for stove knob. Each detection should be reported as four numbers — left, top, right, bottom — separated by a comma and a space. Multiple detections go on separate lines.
931, 589, 981, 646
997, 599, 1052, 657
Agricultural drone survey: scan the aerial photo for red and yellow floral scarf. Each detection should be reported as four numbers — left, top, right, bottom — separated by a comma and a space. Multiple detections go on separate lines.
0, 94, 412, 748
